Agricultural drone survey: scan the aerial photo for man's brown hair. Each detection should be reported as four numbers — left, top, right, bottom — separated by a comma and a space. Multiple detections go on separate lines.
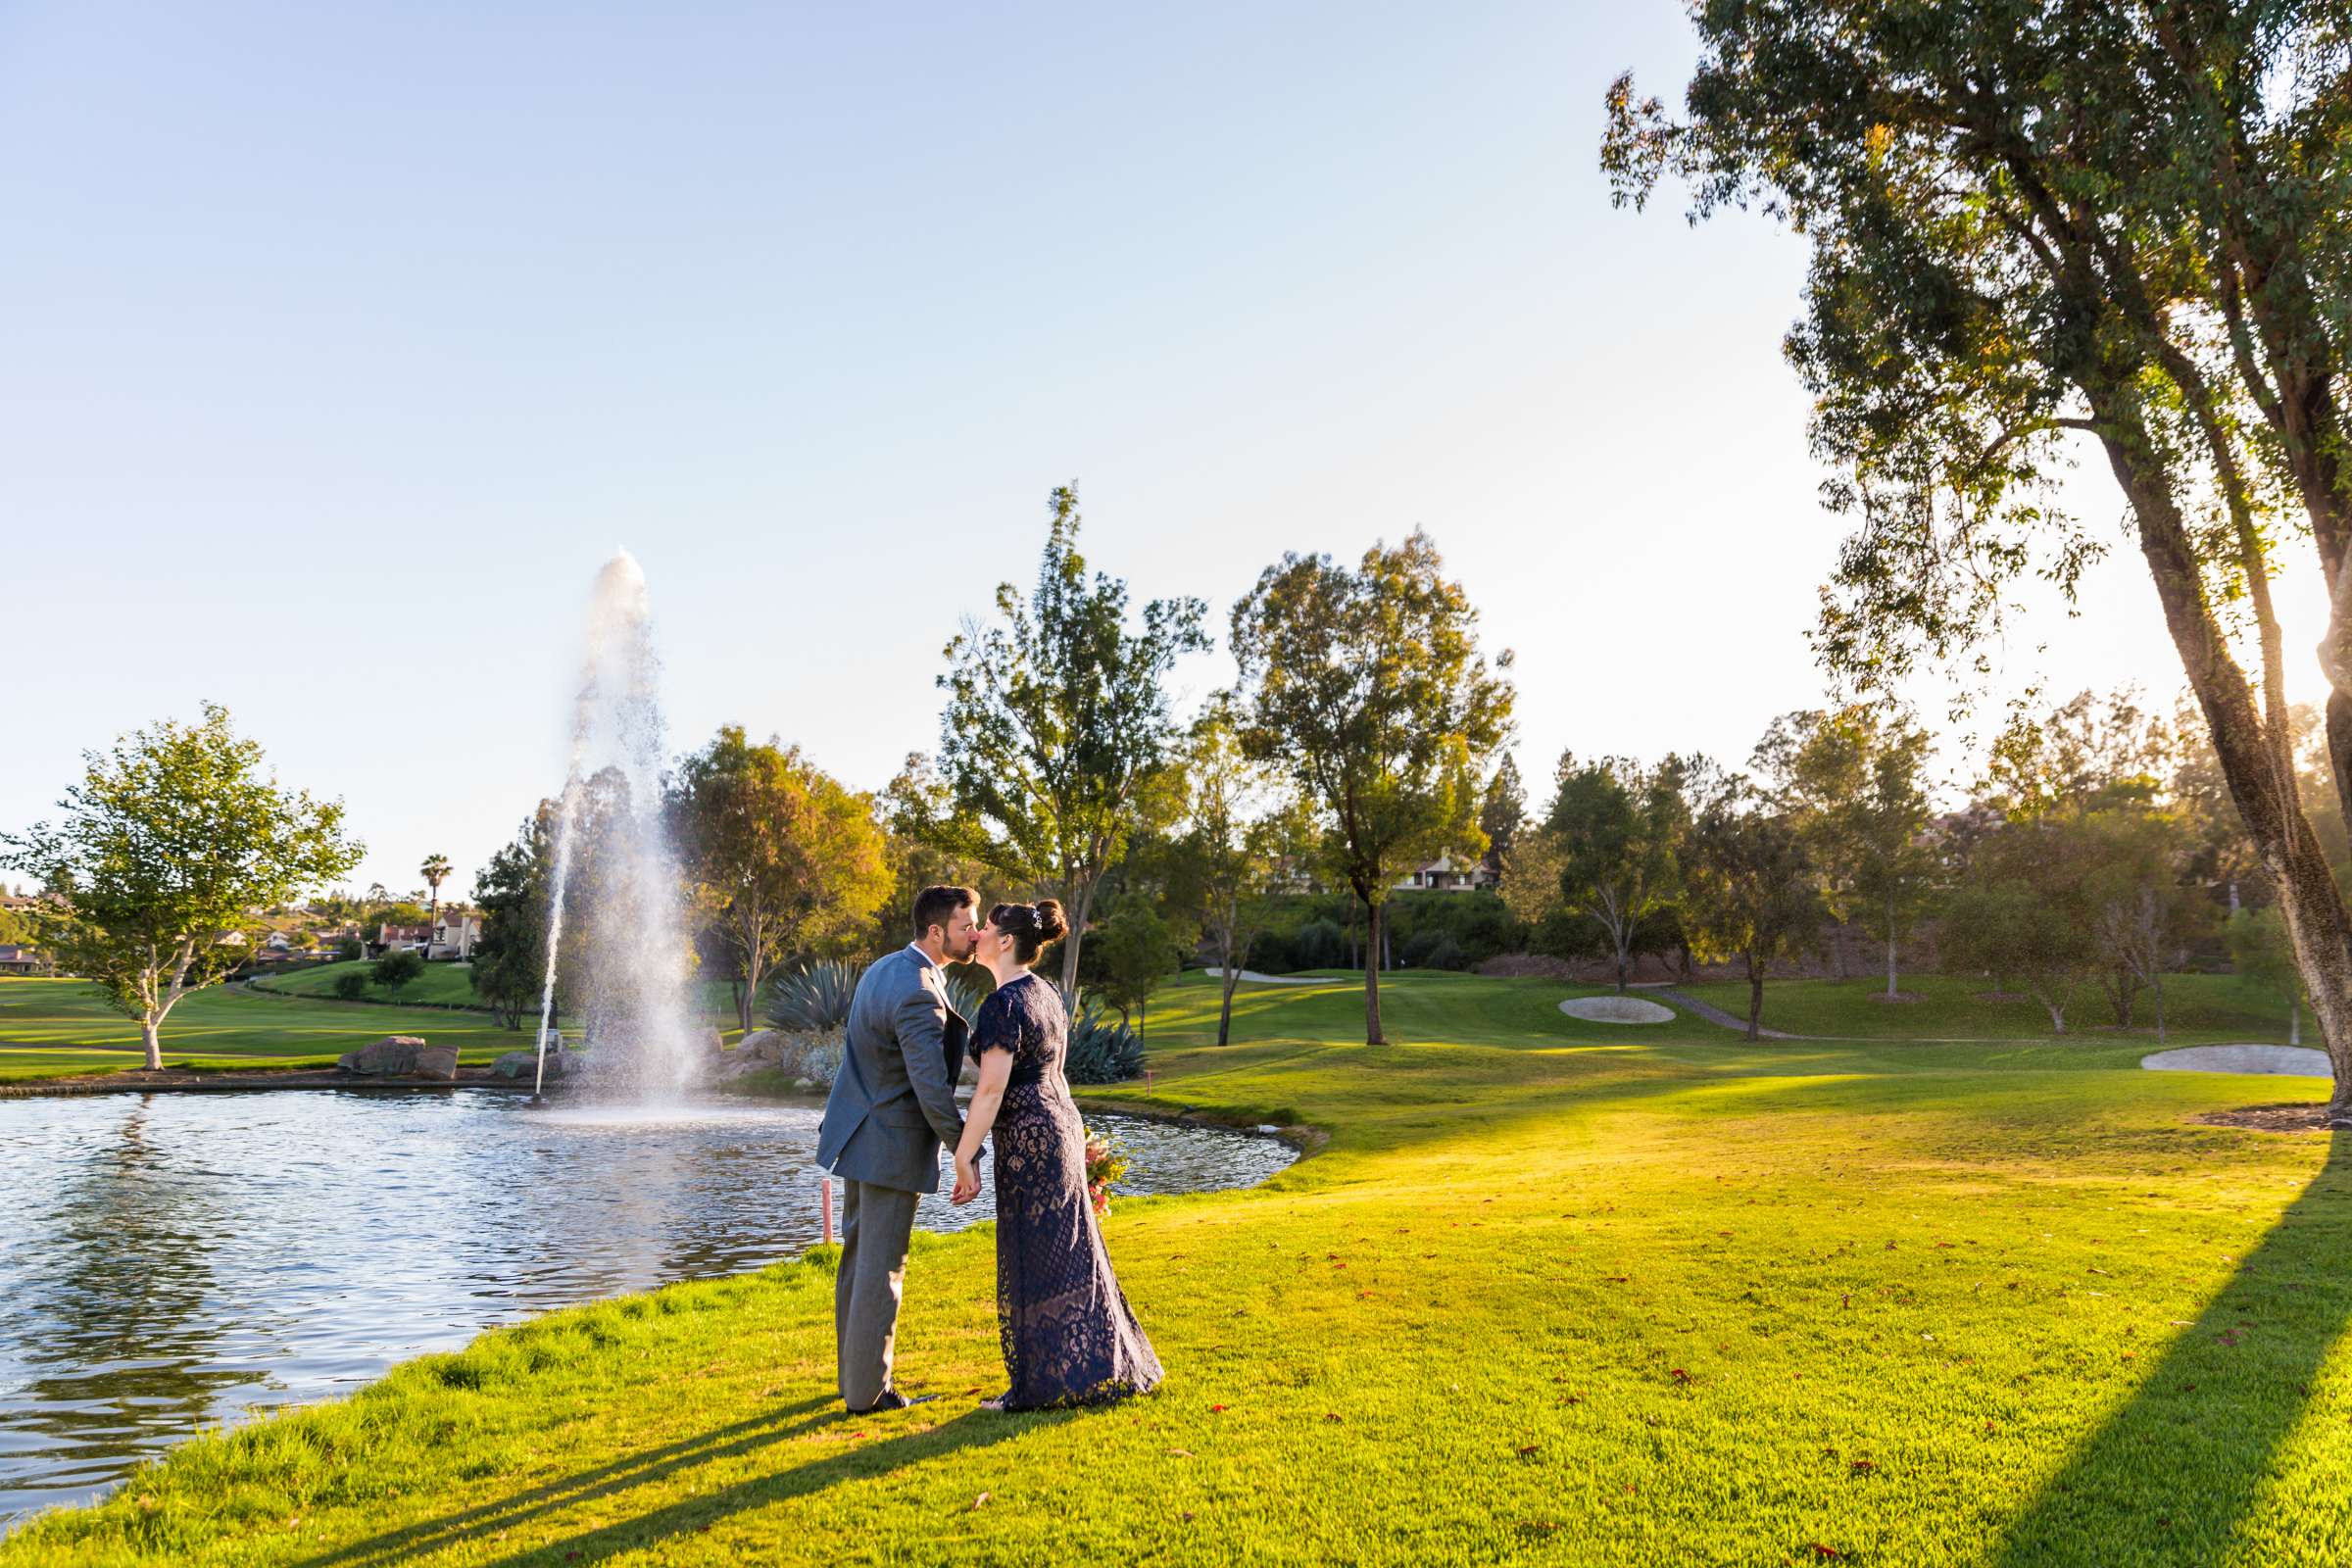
911, 884, 980, 940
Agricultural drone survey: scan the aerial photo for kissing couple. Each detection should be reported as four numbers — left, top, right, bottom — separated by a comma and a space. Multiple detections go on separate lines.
812, 884, 1162, 1414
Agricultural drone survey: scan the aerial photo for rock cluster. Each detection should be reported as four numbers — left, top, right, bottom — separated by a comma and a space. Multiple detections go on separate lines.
714, 1028, 840, 1094
336, 1036, 460, 1080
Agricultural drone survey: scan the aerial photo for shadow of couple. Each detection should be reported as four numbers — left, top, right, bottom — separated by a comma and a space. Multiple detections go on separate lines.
302, 1393, 1069, 1567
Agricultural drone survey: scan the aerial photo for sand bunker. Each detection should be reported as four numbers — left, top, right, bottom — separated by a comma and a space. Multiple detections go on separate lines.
1559, 996, 1677, 1025
1201, 967, 1327, 986
2140, 1044, 2332, 1077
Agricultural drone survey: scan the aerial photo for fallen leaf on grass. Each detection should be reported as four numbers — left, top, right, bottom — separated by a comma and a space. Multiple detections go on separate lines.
1325, 1412, 1343, 1422
1209, 1404, 1228, 1413
1809, 1545, 1843, 1561
1516, 1444, 1541, 1458
1669, 1368, 1693, 1385
970, 1493, 990, 1511
1849, 1460, 1877, 1475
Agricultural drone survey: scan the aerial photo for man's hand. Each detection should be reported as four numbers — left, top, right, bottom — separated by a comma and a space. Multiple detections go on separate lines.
951, 1152, 981, 1205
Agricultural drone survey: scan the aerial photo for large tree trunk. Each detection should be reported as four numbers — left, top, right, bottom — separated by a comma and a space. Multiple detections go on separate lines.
140, 1016, 162, 1071
1885, 926, 1897, 999
2094, 395, 2352, 1123
1363, 898, 1386, 1045
1218, 957, 1241, 1048
1059, 873, 1099, 1002
1746, 963, 1763, 1042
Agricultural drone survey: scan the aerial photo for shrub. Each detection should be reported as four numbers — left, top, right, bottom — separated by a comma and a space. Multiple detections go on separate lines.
1401, 930, 1469, 970
331, 970, 368, 1001
1292, 917, 1348, 971
1064, 998, 1146, 1083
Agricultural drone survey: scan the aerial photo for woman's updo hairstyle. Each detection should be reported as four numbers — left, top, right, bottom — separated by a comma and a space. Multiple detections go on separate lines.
989, 899, 1068, 966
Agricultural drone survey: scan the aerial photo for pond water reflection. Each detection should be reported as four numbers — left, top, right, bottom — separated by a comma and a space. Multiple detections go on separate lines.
0, 1089, 1293, 1522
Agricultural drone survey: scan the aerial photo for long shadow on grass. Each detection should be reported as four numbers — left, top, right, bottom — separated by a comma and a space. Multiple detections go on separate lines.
1988, 1125, 2349, 1565
303, 1397, 837, 1567
466, 1407, 1062, 1567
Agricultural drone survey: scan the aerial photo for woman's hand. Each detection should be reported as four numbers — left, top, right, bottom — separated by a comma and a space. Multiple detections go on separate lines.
951, 1152, 981, 1205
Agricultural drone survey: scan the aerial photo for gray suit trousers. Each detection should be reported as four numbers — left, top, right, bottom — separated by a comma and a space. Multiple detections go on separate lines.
835, 1179, 921, 1410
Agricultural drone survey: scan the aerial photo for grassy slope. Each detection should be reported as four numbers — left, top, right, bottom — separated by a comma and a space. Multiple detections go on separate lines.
252, 962, 745, 1024
0, 978, 532, 1080
250, 960, 488, 1007
3, 972, 2346, 1566
1674, 970, 2295, 1044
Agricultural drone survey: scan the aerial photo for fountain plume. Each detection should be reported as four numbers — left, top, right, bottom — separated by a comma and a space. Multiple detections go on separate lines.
531, 552, 702, 1100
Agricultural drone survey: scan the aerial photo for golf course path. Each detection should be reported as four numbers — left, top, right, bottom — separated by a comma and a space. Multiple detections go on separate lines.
1649, 987, 1811, 1040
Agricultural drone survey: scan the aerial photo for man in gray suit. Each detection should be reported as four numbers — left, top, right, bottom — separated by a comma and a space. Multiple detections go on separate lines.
814, 884, 979, 1412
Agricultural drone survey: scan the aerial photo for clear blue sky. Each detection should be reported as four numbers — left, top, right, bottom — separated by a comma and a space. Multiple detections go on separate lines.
2, 2, 2303, 902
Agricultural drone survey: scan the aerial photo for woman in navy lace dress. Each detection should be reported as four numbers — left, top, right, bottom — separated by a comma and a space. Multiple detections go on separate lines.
949, 900, 1162, 1411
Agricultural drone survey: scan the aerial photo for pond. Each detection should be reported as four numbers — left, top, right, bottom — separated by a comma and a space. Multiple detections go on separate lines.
0, 1089, 1295, 1523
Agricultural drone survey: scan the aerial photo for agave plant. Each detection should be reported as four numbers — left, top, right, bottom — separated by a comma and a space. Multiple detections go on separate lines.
1063, 997, 1146, 1084
944, 967, 993, 1026
763, 958, 863, 1033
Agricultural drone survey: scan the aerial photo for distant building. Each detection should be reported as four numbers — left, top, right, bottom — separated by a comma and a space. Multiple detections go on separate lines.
0, 944, 44, 976
1396, 851, 1500, 894
373, 923, 432, 956
428, 912, 482, 960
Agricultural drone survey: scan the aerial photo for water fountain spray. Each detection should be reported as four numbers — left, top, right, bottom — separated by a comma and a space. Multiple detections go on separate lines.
527, 551, 703, 1103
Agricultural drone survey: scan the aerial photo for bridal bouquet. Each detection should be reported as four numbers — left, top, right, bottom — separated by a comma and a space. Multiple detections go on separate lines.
1081, 1124, 1130, 1218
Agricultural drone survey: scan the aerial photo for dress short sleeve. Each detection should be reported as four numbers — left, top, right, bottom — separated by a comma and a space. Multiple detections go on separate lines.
974, 987, 1020, 1058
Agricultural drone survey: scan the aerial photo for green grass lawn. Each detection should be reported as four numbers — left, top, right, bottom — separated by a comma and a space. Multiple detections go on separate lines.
248, 958, 489, 1008
3, 970, 2346, 1564
0, 977, 533, 1080
1674, 969, 2297, 1045
250, 961, 747, 1024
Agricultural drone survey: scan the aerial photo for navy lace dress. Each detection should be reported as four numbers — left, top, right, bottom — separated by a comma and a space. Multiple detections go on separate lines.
974, 971, 1163, 1409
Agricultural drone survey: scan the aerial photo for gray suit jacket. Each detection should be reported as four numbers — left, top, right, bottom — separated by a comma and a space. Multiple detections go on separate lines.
814, 947, 969, 1195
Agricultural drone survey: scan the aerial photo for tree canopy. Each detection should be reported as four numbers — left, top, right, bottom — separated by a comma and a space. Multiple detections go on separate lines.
1607, 6, 2352, 1120
1230, 530, 1514, 1044
938, 485, 1209, 996
0, 704, 362, 1068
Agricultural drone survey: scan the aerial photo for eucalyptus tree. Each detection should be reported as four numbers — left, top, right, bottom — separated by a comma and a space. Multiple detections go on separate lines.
1167, 700, 1314, 1047
1607, 6, 2352, 1120
0, 704, 363, 1068
1231, 530, 1514, 1045
939, 486, 1209, 996
1753, 707, 1936, 994
1546, 753, 1704, 992
1683, 783, 1826, 1041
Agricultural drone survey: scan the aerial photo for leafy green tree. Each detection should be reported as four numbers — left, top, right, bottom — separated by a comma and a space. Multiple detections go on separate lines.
1754, 706, 1937, 996
2229, 906, 2306, 1047
1546, 753, 1701, 993
470, 810, 553, 1031
1683, 786, 1826, 1041
1231, 530, 1514, 1044
671, 726, 890, 1030
1941, 820, 2103, 1035
331, 969, 368, 1001
2081, 803, 2205, 1040
1089, 901, 1180, 1042
0, 704, 363, 1068
372, 946, 425, 998
938, 485, 1209, 996
419, 853, 451, 946
1163, 702, 1312, 1046
1605, 7, 2352, 1117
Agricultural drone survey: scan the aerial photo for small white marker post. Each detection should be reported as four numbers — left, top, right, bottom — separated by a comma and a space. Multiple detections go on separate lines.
820, 1177, 836, 1246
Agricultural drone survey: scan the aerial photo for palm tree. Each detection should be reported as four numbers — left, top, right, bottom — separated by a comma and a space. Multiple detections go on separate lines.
420, 854, 451, 953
